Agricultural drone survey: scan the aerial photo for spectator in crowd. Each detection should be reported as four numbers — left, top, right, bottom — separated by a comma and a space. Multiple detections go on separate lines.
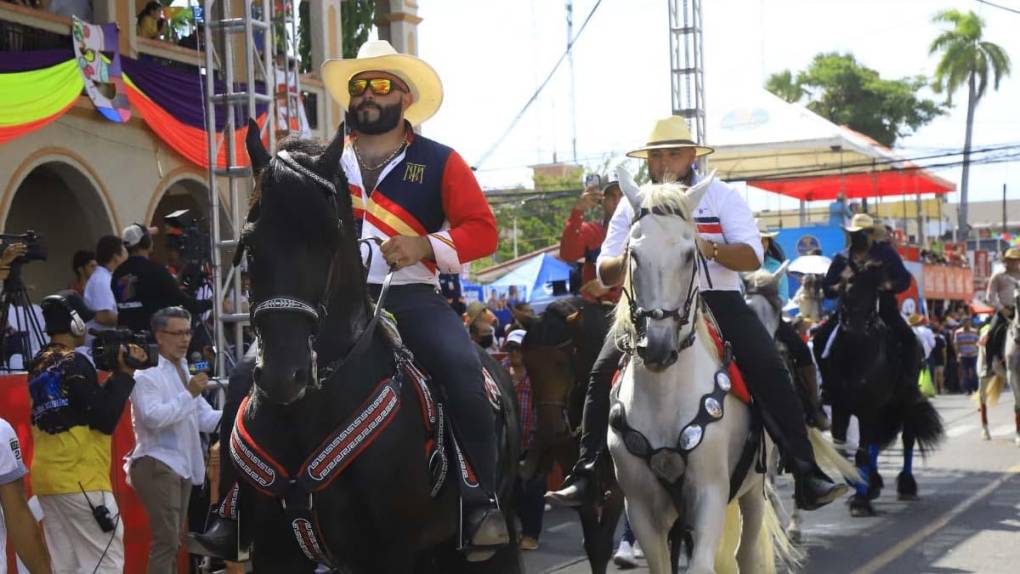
84, 235, 126, 344
909, 314, 936, 363
502, 330, 544, 551
0, 415, 52, 574
954, 317, 980, 394
559, 178, 623, 304
468, 314, 496, 352
929, 317, 947, 394
942, 316, 961, 393
438, 273, 466, 316
69, 250, 96, 296
828, 191, 852, 227
113, 224, 212, 335
136, 1, 166, 39
128, 306, 221, 574
29, 290, 144, 574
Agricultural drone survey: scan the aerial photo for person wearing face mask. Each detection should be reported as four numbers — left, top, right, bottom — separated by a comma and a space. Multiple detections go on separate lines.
813, 213, 916, 381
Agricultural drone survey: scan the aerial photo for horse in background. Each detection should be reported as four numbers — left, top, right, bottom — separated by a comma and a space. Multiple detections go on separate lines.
744, 263, 859, 543
977, 287, 1020, 445
793, 274, 824, 322
236, 126, 522, 573
814, 263, 944, 517
518, 297, 623, 573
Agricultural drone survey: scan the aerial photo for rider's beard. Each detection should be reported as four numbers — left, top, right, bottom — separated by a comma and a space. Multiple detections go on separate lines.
348, 101, 403, 135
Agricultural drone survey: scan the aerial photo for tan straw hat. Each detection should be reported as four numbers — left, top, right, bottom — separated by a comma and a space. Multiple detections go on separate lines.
907, 314, 926, 327
1004, 247, 1020, 260
845, 213, 876, 233
321, 40, 444, 127
627, 116, 715, 159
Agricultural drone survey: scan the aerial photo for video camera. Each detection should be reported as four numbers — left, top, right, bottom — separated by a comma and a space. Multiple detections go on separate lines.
90, 328, 159, 372
164, 209, 211, 296
0, 230, 47, 264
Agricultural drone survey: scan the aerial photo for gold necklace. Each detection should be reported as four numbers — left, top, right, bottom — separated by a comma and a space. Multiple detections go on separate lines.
354, 137, 407, 172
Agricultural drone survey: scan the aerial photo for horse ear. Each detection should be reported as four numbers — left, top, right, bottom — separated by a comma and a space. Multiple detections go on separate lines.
682, 169, 715, 215
316, 129, 344, 179
772, 260, 791, 284
246, 118, 271, 172
615, 164, 643, 212
516, 313, 536, 331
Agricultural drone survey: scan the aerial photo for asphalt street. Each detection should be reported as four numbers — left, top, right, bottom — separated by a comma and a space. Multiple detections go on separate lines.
525, 394, 1020, 574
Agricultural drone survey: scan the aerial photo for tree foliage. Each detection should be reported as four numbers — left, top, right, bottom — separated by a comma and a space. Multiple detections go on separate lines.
929, 9, 1011, 105
296, 0, 377, 73
765, 53, 944, 147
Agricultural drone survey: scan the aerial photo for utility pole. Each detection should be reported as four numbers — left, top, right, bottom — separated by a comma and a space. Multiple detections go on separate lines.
567, 0, 577, 162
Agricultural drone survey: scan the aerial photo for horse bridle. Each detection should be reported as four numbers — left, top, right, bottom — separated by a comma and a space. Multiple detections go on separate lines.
244, 150, 395, 386
622, 204, 702, 354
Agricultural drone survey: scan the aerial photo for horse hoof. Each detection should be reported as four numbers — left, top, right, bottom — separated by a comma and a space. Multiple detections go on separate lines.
867, 471, 883, 501
848, 495, 875, 517
981, 427, 991, 440
896, 471, 918, 501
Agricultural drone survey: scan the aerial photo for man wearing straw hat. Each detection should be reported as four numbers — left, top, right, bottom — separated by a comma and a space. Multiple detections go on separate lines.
983, 247, 1020, 376
320, 40, 507, 551
548, 116, 848, 511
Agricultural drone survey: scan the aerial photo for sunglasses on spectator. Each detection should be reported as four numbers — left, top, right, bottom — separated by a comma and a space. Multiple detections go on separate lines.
348, 78, 406, 97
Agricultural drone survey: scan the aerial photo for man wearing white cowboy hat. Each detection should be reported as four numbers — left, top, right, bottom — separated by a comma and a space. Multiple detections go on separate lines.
320, 40, 507, 551
983, 247, 1020, 376
814, 213, 917, 389
547, 116, 849, 510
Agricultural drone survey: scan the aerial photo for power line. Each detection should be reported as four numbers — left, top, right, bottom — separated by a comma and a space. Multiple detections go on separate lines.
975, 0, 1020, 16
471, 0, 606, 171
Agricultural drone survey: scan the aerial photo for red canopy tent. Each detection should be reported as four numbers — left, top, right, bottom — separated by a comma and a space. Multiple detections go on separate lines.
748, 169, 956, 202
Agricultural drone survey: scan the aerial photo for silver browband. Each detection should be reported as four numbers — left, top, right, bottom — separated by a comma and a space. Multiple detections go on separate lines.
251, 297, 320, 321
276, 150, 337, 195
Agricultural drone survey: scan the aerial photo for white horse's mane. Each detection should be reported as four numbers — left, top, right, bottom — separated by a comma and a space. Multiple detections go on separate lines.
610, 182, 718, 361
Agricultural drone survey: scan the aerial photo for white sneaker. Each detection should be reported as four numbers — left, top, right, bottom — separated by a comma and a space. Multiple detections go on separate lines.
632, 539, 644, 559
613, 540, 638, 569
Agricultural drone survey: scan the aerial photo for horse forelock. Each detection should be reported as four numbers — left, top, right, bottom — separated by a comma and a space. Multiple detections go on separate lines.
640, 182, 695, 219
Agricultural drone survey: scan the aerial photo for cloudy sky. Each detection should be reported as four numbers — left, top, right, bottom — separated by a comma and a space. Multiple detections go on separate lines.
413, 0, 1020, 213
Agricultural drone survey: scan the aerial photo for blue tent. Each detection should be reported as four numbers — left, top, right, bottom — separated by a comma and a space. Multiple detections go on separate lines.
487, 253, 573, 304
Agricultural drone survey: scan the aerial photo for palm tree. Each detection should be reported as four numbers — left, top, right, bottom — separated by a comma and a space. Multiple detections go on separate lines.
930, 9, 1011, 240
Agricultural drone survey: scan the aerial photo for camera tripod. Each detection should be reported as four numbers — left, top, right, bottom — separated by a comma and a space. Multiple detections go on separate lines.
0, 263, 48, 370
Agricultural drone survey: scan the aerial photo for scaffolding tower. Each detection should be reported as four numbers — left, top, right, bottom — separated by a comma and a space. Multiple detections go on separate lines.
201, 0, 301, 376
668, 0, 706, 144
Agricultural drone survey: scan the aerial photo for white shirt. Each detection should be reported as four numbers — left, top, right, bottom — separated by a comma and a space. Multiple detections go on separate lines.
0, 417, 28, 574
83, 265, 116, 344
129, 355, 221, 485
598, 176, 764, 293
914, 325, 936, 360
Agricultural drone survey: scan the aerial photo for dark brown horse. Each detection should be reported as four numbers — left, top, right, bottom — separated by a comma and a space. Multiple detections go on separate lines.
519, 297, 623, 574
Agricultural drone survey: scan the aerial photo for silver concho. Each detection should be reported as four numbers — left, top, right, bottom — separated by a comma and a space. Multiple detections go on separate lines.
649, 450, 687, 484
705, 397, 723, 419
715, 371, 732, 392
680, 424, 704, 451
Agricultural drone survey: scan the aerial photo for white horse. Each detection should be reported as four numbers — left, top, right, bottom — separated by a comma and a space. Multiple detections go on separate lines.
979, 288, 1020, 445
606, 169, 793, 574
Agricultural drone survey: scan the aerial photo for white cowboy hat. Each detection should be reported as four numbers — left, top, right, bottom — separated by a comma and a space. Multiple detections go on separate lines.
844, 213, 876, 233
756, 219, 779, 239
627, 116, 715, 159
321, 40, 444, 127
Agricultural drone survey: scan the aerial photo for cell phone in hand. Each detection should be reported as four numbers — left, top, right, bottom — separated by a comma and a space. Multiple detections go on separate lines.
584, 174, 602, 189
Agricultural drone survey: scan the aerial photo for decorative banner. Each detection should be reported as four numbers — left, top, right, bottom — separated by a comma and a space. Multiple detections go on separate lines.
0, 59, 82, 145
72, 16, 131, 123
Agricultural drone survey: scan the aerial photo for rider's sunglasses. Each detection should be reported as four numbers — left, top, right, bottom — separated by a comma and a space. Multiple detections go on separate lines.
348, 78, 405, 97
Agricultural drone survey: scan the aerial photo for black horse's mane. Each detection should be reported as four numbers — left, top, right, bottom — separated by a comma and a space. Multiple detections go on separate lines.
524, 296, 608, 368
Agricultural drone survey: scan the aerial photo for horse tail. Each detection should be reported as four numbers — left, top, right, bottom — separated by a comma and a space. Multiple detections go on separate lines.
808, 427, 864, 485
762, 481, 804, 572
903, 397, 945, 456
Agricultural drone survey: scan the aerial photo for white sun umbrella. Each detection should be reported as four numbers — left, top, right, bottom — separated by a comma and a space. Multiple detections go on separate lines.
789, 255, 832, 276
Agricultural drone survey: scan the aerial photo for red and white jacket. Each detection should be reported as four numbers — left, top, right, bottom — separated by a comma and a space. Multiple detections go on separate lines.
340, 128, 497, 286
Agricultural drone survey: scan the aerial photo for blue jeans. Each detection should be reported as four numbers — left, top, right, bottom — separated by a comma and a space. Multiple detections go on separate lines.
515, 474, 546, 539
960, 356, 978, 393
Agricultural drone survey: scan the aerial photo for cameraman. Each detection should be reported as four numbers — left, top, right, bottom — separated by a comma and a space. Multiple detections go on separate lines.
0, 241, 28, 283
29, 290, 145, 574
113, 224, 212, 335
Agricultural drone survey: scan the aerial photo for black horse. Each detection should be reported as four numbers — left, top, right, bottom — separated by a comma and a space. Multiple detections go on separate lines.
814, 264, 944, 516
235, 124, 521, 573
518, 298, 623, 573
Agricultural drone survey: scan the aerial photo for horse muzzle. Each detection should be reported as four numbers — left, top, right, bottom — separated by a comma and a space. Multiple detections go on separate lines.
637, 323, 679, 372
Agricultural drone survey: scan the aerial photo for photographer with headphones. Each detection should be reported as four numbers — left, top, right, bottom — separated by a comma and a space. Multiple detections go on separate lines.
28, 290, 146, 574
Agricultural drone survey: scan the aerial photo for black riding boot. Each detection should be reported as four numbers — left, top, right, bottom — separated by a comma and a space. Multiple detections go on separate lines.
704, 291, 848, 511
546, 335, 621, 507
189, 514, 240, 560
